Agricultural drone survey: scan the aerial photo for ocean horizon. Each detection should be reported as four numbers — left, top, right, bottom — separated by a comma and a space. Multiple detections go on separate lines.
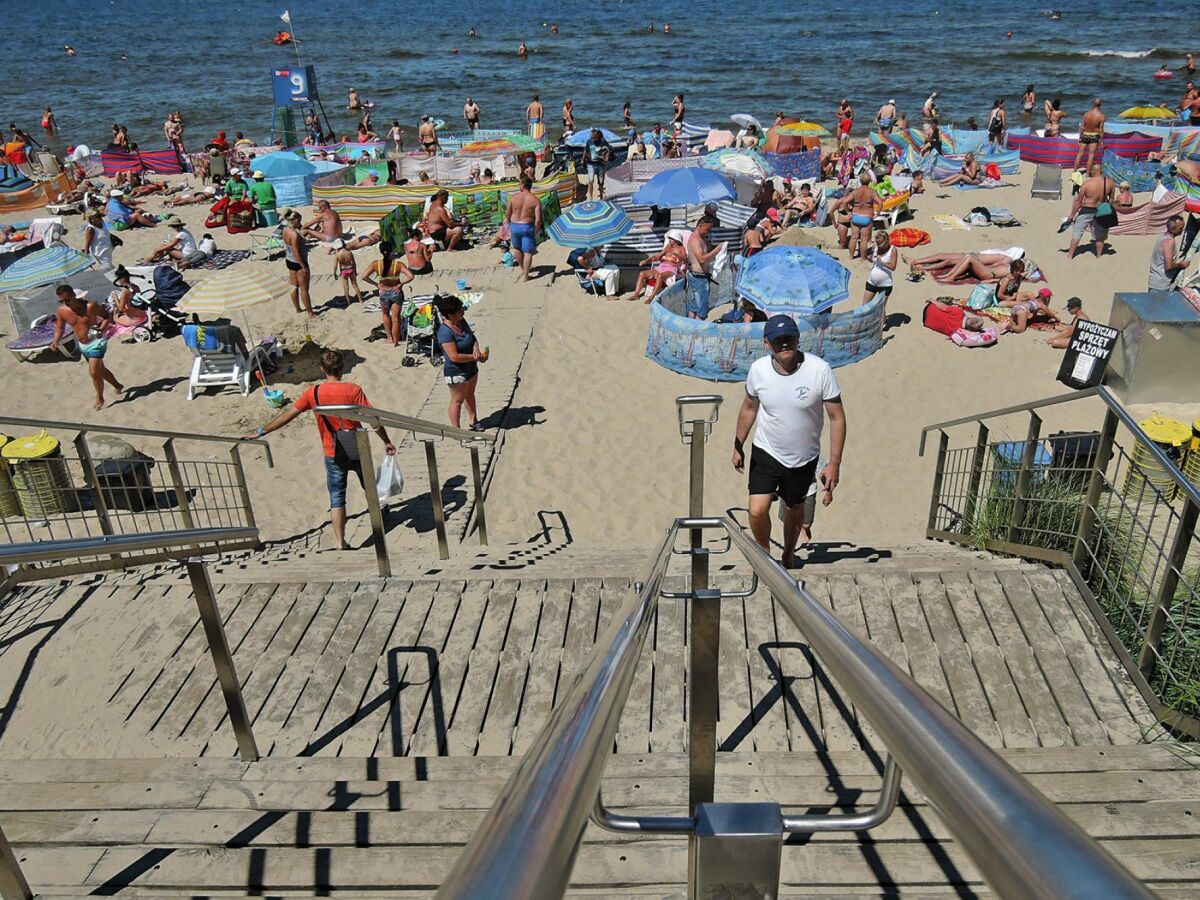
1, 0, 1193, 153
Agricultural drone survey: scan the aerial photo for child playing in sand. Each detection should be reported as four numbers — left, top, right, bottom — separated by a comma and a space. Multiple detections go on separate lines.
332, 240, 361, 305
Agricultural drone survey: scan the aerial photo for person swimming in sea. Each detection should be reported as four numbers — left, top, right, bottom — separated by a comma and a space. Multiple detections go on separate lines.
518, 41, 528, 58
64, 44, 75, 57
663, 23, 672, 33
348, 88, 361, 111
468, 27, 477, 37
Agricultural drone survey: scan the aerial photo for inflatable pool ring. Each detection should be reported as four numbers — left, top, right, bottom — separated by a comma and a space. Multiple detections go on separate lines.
1153, 70, 1174, 80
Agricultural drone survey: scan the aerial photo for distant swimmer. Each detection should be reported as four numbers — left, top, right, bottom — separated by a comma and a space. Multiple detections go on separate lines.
119, 52, 128, 61
647, 23, 655, 33
64, 44, 75, 57
518, 40, 528, 58
1050, 10, 1062, 20
467, 27, 476, 37
1185, 52, 1196, 79
41, 106, 57, 135
1005, 31, 1013, 39
672, 93, 685, 125
623, 101, 635, 129
550, 23, 558, 33
348, 87, 361, 111
663, 23, 671, 33
451, 47, 459, 54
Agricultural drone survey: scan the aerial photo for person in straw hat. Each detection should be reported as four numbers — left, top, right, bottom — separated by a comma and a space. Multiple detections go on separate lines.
139, 216, 206, 269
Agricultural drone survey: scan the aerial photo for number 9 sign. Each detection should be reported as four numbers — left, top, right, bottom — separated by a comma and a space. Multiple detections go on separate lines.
271, 66, 318, 106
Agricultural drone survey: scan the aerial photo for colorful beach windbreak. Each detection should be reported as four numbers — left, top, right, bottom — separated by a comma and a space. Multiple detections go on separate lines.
645, 283, 886, 381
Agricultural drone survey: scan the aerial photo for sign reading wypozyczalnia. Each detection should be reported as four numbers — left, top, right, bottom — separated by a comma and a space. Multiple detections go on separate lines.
1056, 319, 1119, 390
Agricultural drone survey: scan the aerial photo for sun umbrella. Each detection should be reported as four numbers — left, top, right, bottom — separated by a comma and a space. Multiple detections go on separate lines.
546, 200, 633, 248
1119, 106, 1176, 120
251, 151, 316, 178
776, 121, 831, 137
700, 148, 776, 180
565, 127, 624, 146
458, 134, 543, 156
0, 244, 92, 293
632, 167, 734, 207
178, 269, 291, 317
705, 129, 735, 151
731, 114, 763, 131
734, 246, 850, 315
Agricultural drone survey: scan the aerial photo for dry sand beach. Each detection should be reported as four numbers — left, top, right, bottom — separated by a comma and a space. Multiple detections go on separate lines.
0, 163, 1192, 560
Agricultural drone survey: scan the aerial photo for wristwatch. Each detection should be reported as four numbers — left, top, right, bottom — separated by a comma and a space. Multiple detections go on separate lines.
256, 426, 265, 437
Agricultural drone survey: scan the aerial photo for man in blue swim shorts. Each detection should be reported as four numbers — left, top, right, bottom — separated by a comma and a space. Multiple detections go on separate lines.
50, 283, 126, 410
503, 176, 543, 281
686, 214, 722, 319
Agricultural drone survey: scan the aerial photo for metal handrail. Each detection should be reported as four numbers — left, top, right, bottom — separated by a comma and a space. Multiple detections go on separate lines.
313, 404, 494, 445
0, 527, 258, 566
0, 414, 274, 466
438, 515, 1149, 899
312, 403, 494, 572
436, 520, 678, 899
918, 386, 1200, 510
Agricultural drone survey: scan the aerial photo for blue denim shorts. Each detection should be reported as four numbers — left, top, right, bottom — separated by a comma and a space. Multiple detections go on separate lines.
687, 273, 711, 318
324, 455, 364, 509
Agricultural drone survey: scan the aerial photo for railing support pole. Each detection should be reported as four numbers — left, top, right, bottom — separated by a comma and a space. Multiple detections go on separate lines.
163, 439, 195, 530
186, 559, 258, 762
1007, 412, 1042, 543
0, 821, 32, 900
228, 445, 258, 534
469, 443, 488, 547
962, 423, 990, 530
1073, 409, 1118, 571
73, 433, 115, 537
684, 416, 720, 899
424, 439, 450, 560
1138, 497, 1198, 679
355, 431, 391, 577
926, 430, 949, 532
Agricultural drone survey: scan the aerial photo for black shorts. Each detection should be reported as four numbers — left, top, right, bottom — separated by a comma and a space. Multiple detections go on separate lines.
748, 446, 818, 508
285, 259, 304, 272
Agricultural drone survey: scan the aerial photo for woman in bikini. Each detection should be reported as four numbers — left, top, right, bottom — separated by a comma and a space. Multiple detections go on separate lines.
1021, 85, 1036, 119
836, 172, 882, 260
938, 152, 983, 187
620, 234, 687, 303
903, 248, 1025, 281
405, 227, 434, 274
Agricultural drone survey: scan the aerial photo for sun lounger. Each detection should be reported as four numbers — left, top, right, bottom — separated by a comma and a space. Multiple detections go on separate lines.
5, 287, 78, 361
1030, 164, 1062, 201
183, 323, 281, 400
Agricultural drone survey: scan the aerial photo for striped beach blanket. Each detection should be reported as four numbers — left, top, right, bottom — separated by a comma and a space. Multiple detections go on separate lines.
192, 249, 252, 271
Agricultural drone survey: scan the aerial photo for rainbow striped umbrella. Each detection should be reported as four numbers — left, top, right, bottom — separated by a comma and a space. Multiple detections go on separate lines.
178, 269, 291, 316
776, 121, 830, 137
546, 200, 633, 248
0, 244, 92, 293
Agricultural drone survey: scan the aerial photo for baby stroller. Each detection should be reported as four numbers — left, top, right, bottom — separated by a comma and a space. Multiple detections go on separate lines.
402, 293, 443, 366
127, 265, 193, 341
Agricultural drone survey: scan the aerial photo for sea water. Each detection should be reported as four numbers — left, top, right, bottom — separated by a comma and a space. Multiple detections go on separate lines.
0, 0, 1192, 153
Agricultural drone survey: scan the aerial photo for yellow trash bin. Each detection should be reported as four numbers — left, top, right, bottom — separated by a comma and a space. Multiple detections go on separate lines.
1125, 414, 1191, 504
1, 431, 78, 518
0, 435, 21, 518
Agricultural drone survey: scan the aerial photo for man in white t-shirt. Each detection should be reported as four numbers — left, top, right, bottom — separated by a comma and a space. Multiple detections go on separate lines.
733, 315, 847, 567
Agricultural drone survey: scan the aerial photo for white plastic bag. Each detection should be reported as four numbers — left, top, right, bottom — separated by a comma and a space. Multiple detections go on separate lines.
376, 457, 404, 505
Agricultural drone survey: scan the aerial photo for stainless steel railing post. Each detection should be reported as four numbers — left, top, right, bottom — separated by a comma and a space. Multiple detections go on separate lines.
0, 821, 32, 900
469, 442, 489, 547
962, 423, 990, 529
355, 430, 391, 577
162, 439, 196, 530
424, 439, 450, 560
186, 559, 259, 762
1007, 412, 1042, 543
1137, 496, 1198, 678
228, 444, 258, 534
1073, 408, 1118, 570
926, 430, 949, 531
73, 432, 115, 537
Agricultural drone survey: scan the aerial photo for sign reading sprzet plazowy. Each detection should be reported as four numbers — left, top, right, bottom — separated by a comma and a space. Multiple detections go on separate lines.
1056, 319, 1120, 390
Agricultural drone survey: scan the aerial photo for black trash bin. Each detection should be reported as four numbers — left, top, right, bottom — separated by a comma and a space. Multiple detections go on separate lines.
94, 456, 156, 512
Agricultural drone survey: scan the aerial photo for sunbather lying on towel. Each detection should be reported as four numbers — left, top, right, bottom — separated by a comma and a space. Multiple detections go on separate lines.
904, 247, 1026, 282
938, 153, 983, 187
1000, 284, 1059, 335
169, 186, 217, 206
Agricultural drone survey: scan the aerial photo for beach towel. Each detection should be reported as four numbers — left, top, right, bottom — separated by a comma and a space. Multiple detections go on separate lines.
932, 268, 1046, 286
192, 249, 252, 271
888, 227, 930, 248
950, 326, 998, 347
953, 179, 1010, 190
932, 214, 970, 231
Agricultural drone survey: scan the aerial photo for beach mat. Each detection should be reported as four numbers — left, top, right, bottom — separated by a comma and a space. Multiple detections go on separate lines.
192, 249, 253, 270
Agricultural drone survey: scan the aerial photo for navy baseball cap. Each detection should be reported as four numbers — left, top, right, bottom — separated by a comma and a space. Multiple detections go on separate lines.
764, 315, 799, 341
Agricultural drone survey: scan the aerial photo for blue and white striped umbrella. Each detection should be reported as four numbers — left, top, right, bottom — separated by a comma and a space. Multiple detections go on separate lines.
0, 244, 93, 293
734, 246, 850, 315
546, 200, 634, 249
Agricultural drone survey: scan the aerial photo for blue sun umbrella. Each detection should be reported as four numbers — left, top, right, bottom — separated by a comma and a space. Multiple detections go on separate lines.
564, 127, 624, 146
251, 151, 316, 178
734, 246, 850, 315
0, 244, 92, 293
700, 148, 776, 180
632, 167, 735, 207
546, 200, 634, 248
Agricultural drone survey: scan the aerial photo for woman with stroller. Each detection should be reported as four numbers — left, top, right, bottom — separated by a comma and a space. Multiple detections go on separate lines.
435, 294, 488, 432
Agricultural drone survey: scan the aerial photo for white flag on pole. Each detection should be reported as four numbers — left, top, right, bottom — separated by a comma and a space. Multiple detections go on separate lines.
280, 10, 291, 23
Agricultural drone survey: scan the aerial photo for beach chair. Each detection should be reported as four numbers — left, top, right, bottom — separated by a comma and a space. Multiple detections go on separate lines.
183, 324, 281, 400
5, 290, 76, 361
573, 268, 605, 296
250, 223, 285, 259
1031, 164, 1062, 201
